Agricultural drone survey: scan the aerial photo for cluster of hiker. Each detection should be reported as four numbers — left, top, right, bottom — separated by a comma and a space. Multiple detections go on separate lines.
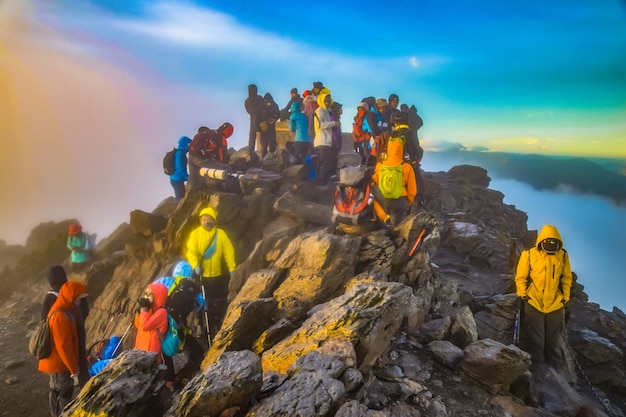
33, 207, 237, 415
163, 81, 426, 229
33, 81, 576, 417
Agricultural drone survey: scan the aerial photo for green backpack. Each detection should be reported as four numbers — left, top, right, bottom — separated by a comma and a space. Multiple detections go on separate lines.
378, 164, 404, 199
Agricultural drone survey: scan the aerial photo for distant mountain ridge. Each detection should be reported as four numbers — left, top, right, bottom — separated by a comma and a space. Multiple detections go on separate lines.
427, 150, 626, 206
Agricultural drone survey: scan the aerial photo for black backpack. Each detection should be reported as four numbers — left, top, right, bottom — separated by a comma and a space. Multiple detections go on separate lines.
166, 280, 201, 324
163, 148, 178, 176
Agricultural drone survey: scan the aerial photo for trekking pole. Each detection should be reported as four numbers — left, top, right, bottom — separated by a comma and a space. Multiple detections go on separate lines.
111, 322, 133, 358
408, 228, 426, 257
513, 308, 520, 346
199, 283, 212, 349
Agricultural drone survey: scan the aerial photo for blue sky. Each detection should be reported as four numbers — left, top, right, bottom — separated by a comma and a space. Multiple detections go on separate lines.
5, 0, 624, 156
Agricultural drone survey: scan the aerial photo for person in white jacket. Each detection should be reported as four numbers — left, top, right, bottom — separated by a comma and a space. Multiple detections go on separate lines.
313, 89, 339, 184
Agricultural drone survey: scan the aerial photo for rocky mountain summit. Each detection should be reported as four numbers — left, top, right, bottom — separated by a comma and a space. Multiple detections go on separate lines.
1, 143, 625, 417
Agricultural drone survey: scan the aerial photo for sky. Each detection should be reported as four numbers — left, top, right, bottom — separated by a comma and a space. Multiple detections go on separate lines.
1, 0, 625, 308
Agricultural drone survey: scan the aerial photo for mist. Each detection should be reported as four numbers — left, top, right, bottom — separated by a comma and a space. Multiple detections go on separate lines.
422, 156, 626, 312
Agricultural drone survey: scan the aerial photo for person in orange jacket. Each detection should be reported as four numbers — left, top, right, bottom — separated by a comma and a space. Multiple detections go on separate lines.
371, 138, 417, 227
38, 280, 88, 417
133, 282, 169, 361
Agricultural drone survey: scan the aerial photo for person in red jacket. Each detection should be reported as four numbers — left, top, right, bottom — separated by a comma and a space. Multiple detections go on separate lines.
133, 282, 169, 360
38, 281, 88, 417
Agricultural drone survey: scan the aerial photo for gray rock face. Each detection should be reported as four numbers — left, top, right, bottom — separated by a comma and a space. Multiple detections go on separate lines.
166, 350, 263, 417
61, 350, 164, 417
7, 160, 625, 417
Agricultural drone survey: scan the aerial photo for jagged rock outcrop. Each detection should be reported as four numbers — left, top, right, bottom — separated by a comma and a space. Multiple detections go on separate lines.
3, 150, 625, 417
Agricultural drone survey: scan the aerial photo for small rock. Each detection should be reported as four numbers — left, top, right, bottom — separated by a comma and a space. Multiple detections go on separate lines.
5, 376, 18, 385
5, 359, 26, 370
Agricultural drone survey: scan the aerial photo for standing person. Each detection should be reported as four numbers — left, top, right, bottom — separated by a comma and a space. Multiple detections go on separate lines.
330, 101, 343, 178
352, 102, 373, 164
280, 87, 303, 121
185, 207, 236, 341
169, 136, 192, 204
245, 84, 264, 159
38, 281, 88, 417
134, 282, 169, 359
515, 225, 573, 369
41, 265, 90, 387
289, 100, 311, 159
313, 91, 340, 185
258, 93, 281, 158
66, 224, 92, 274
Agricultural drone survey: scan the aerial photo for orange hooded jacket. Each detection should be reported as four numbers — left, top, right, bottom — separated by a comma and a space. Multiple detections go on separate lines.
372, 140, 418, 221
38, 281, 88, 375
134, 282, 169, 358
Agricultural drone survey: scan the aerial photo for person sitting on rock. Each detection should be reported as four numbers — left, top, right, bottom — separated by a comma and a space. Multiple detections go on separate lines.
515, 224, 573, 370
371, 138, 417, 227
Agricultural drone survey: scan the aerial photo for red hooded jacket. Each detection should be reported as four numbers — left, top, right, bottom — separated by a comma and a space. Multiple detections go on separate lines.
134, 282, 169, 358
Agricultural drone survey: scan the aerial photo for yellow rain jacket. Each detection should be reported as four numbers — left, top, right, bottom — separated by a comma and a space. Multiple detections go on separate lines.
515, 224, 573, 313
185, 207, 236, 279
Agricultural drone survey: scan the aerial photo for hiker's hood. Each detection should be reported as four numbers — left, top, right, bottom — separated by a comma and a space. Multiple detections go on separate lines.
178, 136, 192, 151
383, 140, 404, 166
148, 282, 168, 309
56, 281, 88, 310
290, 101, 302, 113
172, 260, 193, 279
199, 206, 217, 222
317, 91, 332, 109
536, 225, 563, 247
47, 265, 67, 291
247, 84, 258, 97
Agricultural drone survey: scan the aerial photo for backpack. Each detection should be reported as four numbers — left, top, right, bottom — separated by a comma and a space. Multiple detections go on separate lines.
165, 279, 201, 324
157, 311, 181, 357
307, 112, 317, 140
352, 110, 371, 144
332, 166, 374, 226
162, 148, 178, 176
189, 129, 221, 160
378, 164, 404, 199
29, 309, 71, 359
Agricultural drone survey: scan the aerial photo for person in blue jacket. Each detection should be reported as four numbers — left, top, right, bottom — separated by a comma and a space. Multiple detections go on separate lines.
170, 136, 192, 204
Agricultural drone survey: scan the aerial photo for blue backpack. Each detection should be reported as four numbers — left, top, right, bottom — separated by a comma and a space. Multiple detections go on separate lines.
158, 311, 181, 357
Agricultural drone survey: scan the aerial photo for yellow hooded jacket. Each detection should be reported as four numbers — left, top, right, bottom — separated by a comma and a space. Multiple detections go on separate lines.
185, 207, 236, 278
515, 224, 573, 313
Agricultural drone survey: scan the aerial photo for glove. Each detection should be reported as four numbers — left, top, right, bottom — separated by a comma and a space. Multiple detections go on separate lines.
71, 373, 79, 386
194, 265, 203, 276
229, 271, 234, 278
137, 297, 152, 309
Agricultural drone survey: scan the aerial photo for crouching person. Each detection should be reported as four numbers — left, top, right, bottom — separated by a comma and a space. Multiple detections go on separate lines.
38, 281, 89, 417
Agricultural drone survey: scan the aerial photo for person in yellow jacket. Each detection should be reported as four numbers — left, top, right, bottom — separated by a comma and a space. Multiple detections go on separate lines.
515, 224, 573, 367
371, 138, 417, 227
185, 206, 236, 340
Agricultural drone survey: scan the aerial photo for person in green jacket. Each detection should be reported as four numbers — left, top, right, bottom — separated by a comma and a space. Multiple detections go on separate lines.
185, 207, 236, 340
515, 224, 573, 368
66, 224, 92, 274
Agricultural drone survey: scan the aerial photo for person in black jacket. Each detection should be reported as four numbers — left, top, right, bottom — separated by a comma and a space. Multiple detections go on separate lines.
245, 84, 264, 158
258, 93, 281, 158
41, 265, 90, 386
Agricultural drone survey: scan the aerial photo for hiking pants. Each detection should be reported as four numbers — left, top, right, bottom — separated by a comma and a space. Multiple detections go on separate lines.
313, 145, 335, 184
201, 274, 230, 341
48, 372, 73, 417
170, 179, 186, 203
522, 302, 565, 367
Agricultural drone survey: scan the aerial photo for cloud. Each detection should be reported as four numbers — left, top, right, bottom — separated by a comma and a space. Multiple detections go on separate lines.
409, 56, 420, 68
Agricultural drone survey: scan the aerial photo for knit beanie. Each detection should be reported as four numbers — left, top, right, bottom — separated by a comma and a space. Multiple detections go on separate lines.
47, 265, 67, 291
